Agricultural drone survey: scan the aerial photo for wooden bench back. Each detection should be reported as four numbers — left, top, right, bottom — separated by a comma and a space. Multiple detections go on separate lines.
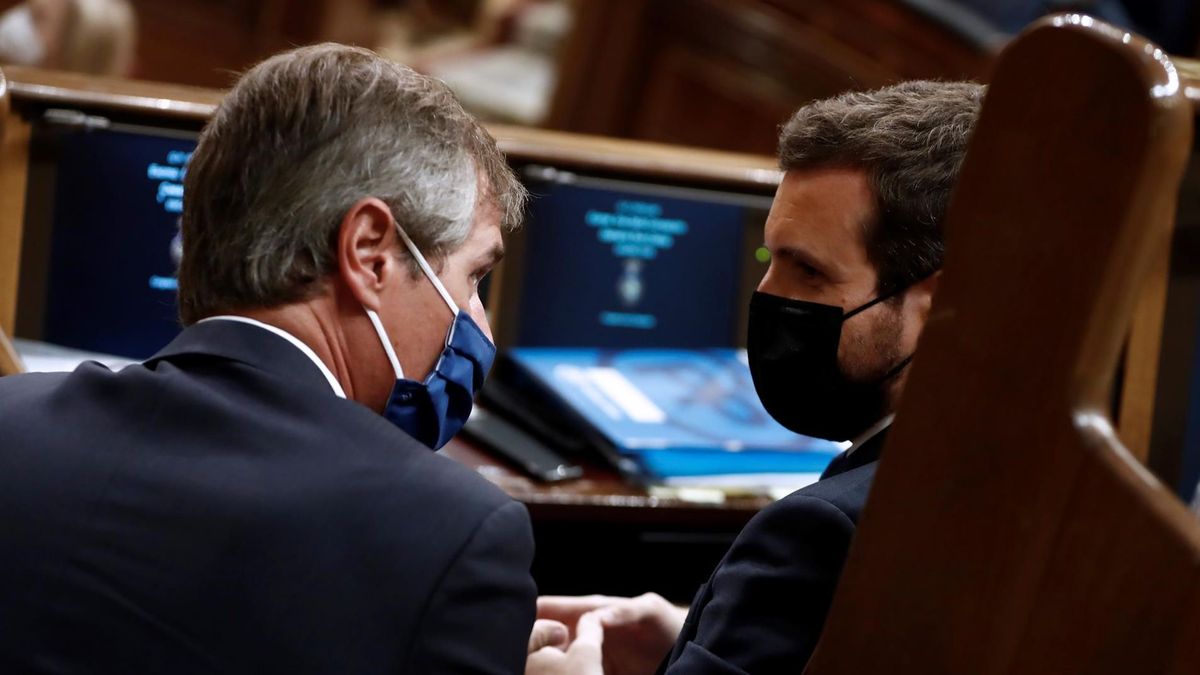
806, 15, 1200, 675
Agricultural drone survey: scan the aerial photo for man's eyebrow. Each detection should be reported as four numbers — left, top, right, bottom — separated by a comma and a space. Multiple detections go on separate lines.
774, 245, 824, 271
480, 243, 505, 267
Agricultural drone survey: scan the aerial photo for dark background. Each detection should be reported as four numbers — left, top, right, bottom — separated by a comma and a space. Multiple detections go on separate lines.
40, 128, 195, 358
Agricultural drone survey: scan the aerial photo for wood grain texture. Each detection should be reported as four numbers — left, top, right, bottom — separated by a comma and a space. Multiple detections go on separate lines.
0, 94, 20, 379
546, 0, 994, 154
0, 324, 22, 376
0, 65, 781, 190
2, 65, 223, 121
1119, 233, 1171, 461
805, 15, 1199, 675
0, 69, 30, 338
1120, 56, 1200, 463
441, 439, 769, 525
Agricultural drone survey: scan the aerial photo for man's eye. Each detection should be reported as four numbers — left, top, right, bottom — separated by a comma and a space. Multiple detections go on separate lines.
795, 260, 820, 279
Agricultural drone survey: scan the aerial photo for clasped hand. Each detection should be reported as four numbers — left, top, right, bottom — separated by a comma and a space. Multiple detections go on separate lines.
525, 593, 689, 675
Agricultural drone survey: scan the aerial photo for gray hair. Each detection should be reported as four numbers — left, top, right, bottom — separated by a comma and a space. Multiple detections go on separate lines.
178, 43, 525, 325
779, 80, 984, 294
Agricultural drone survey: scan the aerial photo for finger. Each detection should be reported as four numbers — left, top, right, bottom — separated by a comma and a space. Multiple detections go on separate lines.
598, 593, 658, 627
525, 645, 567, 671
528, 619, 570, 653
634, 591, 668, 606
537, 595, 621, 617
537, 595, 625, 633
597, 602, 636, 627
570, 609, 605, 659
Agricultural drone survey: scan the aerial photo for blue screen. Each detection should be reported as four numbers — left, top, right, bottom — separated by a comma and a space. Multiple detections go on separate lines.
516, 178, 750, 349
510, 347, 842, 457
41, 128, 195, 358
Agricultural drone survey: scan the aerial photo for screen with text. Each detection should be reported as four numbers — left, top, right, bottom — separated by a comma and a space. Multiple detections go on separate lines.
40, 127, 196, 358
515, 175, 765, 349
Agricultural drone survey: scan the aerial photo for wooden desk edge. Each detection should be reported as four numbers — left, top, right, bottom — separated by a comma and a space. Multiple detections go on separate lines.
441, 440, 772, 523
0, 66, 781, 190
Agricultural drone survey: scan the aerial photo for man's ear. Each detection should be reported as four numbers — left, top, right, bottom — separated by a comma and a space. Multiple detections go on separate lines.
910, 270, 942, 325
336, 197, 402, 310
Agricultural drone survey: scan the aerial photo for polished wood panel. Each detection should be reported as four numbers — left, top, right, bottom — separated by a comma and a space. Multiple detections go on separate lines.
488, 124, 780, 189
1118, 54, 1200, 463
0, 65, 781, 190
0, 324, 21, 376
806, 15, 1200, 674
0, 0, 377, 87
0, 42, 17, 352
0, 70, 30, 338
441, 439, 769, 526
546, 0, 995, 154
129, 0, 377, 88
2, 66, 223, 120
1119, 233, 1172, 461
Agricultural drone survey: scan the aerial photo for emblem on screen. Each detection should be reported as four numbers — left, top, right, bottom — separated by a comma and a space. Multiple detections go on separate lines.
618, 258, 643, 307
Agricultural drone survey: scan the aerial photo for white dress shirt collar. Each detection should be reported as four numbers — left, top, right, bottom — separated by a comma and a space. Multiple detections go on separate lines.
197, 315, 347, 398
846, 413, 895, 457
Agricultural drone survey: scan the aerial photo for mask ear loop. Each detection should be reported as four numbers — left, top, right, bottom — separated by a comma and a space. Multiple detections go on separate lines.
841, 269, 939, 321
366, 309, 405, 380
880, 354, 914, 382
364, 222, 465, 381
851, 270, 939, 383
842, 285, 905, 321
393, 222, 459, 318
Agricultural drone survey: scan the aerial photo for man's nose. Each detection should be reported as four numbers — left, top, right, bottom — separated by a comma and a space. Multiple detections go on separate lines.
757, 263, 783, 295
469, 296, 494, 342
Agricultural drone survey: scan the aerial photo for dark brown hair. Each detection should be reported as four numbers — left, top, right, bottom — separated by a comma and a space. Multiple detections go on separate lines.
779, 80, 984, 294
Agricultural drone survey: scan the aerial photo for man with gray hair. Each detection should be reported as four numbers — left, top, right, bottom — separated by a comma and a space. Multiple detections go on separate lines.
529, 80, 984, 675
0, 44, 535, 673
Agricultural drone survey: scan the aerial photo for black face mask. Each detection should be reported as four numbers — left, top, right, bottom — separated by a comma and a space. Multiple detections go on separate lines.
747, 289, 913, 442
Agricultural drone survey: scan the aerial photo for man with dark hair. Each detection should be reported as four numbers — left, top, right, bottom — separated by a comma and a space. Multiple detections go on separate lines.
528, 80, 984, 675
0, 44, 536, 673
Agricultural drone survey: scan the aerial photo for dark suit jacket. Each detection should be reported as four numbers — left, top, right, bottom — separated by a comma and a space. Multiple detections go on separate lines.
660, 428, 888, 674
0, 321, 536, 674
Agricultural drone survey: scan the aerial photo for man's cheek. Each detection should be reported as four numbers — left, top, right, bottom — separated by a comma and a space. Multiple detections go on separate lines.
837, 328, 876, 381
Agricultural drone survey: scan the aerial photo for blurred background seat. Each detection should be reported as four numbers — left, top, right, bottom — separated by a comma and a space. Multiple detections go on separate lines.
2, 0, 1193, 153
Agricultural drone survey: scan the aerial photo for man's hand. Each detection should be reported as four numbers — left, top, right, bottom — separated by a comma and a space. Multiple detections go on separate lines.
527, 620, 569, 654
536, 593, 689, 675
537, 595, 628, 641
526, 610, 605, 675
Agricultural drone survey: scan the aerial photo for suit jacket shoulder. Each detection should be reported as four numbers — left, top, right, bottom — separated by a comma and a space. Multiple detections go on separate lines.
664, 461, 878, 675
0, 323, 535, 674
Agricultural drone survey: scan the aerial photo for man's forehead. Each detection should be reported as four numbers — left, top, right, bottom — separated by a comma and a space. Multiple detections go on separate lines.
472, 187, 509, 229
766, 168, 874, 244
465, 214, 505, 257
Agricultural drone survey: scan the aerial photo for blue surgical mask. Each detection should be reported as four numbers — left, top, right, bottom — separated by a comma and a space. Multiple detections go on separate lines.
365, 224, 496, 450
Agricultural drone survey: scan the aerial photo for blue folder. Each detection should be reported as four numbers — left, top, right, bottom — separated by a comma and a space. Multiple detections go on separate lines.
506, 348, 843, 480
